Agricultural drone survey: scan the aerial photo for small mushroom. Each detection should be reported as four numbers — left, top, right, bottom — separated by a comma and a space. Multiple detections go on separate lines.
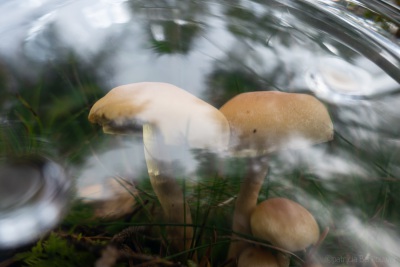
237, 246, 289, 267
250, 198, 320, 252
89, 82, 230, 252
219, 91, 333, 260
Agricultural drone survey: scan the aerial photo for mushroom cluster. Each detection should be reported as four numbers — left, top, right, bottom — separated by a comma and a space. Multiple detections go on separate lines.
219, 91, 333, 260
88, 84, 332, 264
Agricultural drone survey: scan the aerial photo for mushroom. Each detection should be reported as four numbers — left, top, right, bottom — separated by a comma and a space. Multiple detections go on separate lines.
237, 246, 288, 267
219, 91, 333, 260
250, 198, 320, 252
88, 82, 230, 252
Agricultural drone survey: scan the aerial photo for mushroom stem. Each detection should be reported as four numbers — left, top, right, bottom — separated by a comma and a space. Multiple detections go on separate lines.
227, 156, 269, 261
143, 124, 193, 252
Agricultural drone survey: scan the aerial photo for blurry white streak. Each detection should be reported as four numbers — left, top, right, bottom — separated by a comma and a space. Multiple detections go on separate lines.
76, 140, 144, 200
76, 138, 199, 201
174, 19, 190, 26
82, 0, 130, 29
370, 74, 399, 95
101, 0, 127, 3
26, 11, 56, 41
216, 196, 235, 207
19, 0, 72, 9
23, 11, 59, 62
274, 146, 369, 181
292, 189, 334, 227
24, 0, 46, 8
336, 98, 400, 137
352, 56, 400, 96
342, 213, 400, 266
0, 1, 64, 62
322, 42, 339, 55
14, 0, 130, 62
110, 31, 211, 96
55, 5, 102, 59
46, 0, 127, 61
109, 3, 130, 24
0, 217, 36, 247
83, 3, 112, 28
228, 0, 268, 19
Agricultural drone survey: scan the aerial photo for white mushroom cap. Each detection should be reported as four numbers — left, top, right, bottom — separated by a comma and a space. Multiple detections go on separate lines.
89, 82, 230, 152
219, 91, 333, 156
250, 198, 320, 252
237, 247, 288, 267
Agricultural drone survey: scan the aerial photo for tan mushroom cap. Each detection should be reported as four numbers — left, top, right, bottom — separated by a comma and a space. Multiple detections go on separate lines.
89, 82, 230, 151
250, 198, 320, 252
237, 247, 287, 267
219, 91, 333, 156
